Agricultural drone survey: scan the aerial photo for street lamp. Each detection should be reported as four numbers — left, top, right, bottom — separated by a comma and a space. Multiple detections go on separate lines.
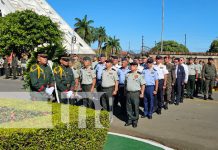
71, 36, 76, 54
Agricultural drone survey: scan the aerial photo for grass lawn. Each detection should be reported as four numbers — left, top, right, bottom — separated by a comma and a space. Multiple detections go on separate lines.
104, 134, 164, 150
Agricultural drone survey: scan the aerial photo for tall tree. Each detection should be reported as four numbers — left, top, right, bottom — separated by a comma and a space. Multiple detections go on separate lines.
74, 15, 94, 45
96, 27, 107, 54
208, 40, 218, 53
0, 10, 64, 57
151, 40, 189, 52
103, 36, 121, 55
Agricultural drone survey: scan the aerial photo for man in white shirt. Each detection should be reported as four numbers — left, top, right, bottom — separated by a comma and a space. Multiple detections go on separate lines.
180, 57, 189, 102
112, 56, 121, 71
133, 56, 144, 73
154, 55, 169, 114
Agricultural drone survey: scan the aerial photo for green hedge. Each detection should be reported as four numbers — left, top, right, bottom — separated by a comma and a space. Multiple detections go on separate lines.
0, 100, 109, 150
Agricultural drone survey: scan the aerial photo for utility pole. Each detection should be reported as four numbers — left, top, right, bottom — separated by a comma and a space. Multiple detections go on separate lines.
161, 0, 164, 52
128, 41, 131, 52
141, 36, 145, 54
185, 34, 187, 47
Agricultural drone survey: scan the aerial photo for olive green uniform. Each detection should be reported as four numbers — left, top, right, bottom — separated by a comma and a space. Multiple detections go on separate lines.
187, 63, 197, 97
54, 65, 75, 103
164, 63, 176, 105
12, 56, 18, 79
125, 71, 145, 124
195, 63, 203, 95
30, 64, 54, 100
80, 66, 96, 108
202, 64, 217, 98
101, 68, 119, 111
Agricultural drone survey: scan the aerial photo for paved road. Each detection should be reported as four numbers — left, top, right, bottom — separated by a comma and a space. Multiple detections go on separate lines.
110, 93, 218, 150
0, 78, 218, 150
0, 77, 25, 92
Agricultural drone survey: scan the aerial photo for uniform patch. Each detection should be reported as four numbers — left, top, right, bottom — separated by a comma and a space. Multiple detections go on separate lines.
134, 75, 139, 79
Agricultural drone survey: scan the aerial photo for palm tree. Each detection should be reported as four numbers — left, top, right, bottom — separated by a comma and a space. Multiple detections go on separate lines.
96, 27, 107, 54
103, 36, 121, 55
74, 15, 94, 45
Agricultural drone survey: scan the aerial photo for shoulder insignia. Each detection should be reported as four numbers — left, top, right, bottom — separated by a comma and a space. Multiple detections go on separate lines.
112, 68, 116, 71
30, 64, 37, 72
137, 71, 142, 74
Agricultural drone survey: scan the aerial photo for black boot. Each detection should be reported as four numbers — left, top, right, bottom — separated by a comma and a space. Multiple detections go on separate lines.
204, 95, 207, 100
208, 96, 214, 100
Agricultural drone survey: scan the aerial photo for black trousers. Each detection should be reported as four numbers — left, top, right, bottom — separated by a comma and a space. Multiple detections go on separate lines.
118, 85, 126, 112
175, 79, 183, 104
154, 79, 164, 111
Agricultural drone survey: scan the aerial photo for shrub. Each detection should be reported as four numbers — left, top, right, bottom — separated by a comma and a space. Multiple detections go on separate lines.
0, 100, 109, 150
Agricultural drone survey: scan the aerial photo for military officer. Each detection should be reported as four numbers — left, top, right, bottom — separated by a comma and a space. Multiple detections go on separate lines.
125, 62, 145, 128
154, 55, 169, 114
72, 54, 81, 70
194, 58, 203, 96
53, 55, 75, 103
30, 53, 54, 101
12, 53, 18, 79
101, 59, 119, 111
3, 55, 9, 79
95, 54, 106, 92
80, 57, 96, 108
164, 55, 176, 108
187, 57, 198, 99
202, 58, 218, 100
112, 56, 121, 71
117, 58, 130, 113
133, 56, 144, 73
141, 58, 158, 119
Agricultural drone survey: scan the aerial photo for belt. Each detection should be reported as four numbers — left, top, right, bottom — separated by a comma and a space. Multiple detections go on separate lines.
81, 84, 92, 86
127, 91, 140, 93
102, 86, 114, 89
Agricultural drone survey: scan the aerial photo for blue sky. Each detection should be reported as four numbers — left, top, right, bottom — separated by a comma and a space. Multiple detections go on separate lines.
47, 0, 218, 52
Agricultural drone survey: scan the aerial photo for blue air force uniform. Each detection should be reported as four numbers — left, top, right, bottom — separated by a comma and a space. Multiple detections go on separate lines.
117, 66, 130, 112
95, 62, 106, 91
142, 67, 158, 117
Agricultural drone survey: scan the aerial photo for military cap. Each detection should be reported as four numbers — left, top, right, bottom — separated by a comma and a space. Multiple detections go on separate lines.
112, 56, 119, 59
121, 58, 128, 61
83, 56, 91, 61
134, 56, 140, 60
188, 57, 193, 60
59, 54, 70, 61
147, 58, 154, 64
156, 55, 162, 60
105, 59, 113, 63
141, 56, 147, 59
208, 57, 214, 61
99, 54, 106, 57
130, 62, 138, 66
37, 52, 48, 58
164, 55, 171, 59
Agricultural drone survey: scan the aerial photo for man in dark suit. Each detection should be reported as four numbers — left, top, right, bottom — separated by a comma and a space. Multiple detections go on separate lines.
174, 58, 185, 105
